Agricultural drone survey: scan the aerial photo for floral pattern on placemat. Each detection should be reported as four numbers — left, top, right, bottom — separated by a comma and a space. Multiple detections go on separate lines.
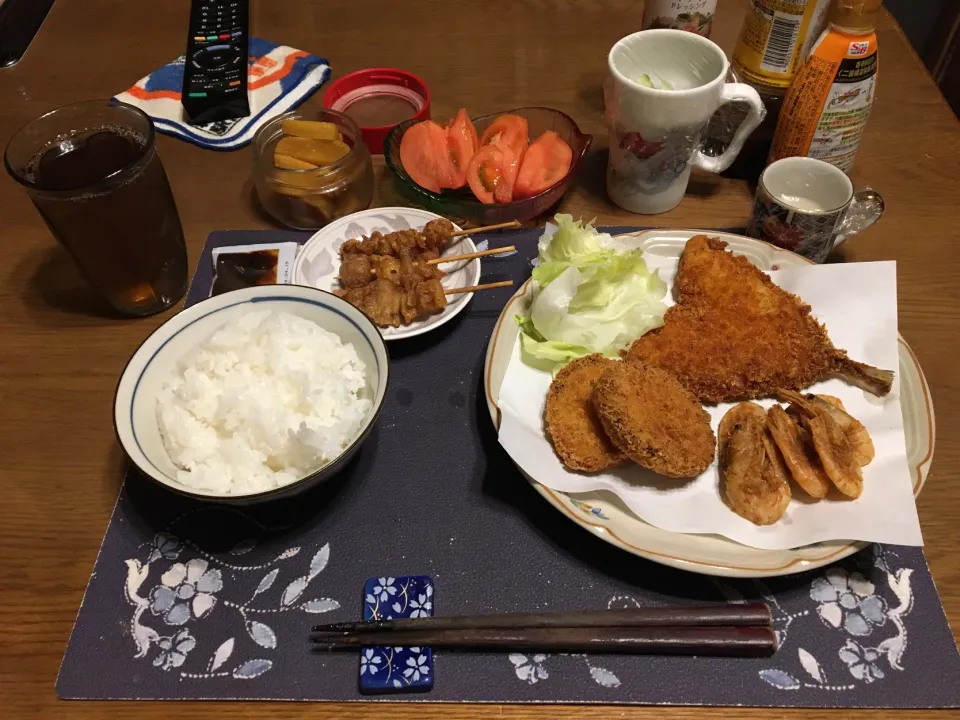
502, 546, 916, 694
750, 547, 913, 692
123, 508, 340, 681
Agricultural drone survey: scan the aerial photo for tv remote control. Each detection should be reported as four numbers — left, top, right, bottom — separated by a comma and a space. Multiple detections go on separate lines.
181, 0, 250, 126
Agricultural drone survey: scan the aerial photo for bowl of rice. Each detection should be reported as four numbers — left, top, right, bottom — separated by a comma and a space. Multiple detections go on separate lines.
114, 284, 389, 503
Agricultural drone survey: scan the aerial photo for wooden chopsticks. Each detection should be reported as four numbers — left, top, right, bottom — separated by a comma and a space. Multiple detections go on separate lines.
310, 605, 777, 658
314, 605, 772, 633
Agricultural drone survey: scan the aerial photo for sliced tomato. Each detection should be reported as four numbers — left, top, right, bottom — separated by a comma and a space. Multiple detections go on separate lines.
478, 115, 529, 203
399, 120, 456, 193
479, 115, 529, 151
514, 131, 574, 199
466, 144, 509, 204
443, 108, 479, 189
489, 143, 519, 203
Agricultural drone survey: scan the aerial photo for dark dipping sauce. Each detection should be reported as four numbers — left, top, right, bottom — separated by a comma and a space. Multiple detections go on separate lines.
343, 95, 417, 127
27, 127, 187, 315
212, 250, 279, 296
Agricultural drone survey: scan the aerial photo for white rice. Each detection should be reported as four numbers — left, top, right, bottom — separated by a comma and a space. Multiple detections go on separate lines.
156, 310, 371, 495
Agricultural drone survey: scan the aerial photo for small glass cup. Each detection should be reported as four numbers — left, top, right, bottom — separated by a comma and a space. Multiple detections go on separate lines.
252, 109, 374, 230
5, 100, 188, 316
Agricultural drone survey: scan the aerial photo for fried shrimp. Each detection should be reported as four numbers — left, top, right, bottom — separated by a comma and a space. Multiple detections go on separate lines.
544, 355, 625, 472
593, 361, 715, 478
719, 402, 791, 526
767, 404, 832, 499
779, 391, 863, 499
783, 391, 874, 467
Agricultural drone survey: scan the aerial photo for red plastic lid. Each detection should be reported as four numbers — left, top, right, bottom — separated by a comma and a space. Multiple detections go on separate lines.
323, 68, 431, 155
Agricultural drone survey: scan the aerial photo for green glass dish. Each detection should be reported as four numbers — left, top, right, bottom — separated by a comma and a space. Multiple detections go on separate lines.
384, 107, 592, 224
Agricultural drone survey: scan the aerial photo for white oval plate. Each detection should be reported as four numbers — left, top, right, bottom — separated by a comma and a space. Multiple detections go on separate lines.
293, 207, 481, 341
484, 229, 935, 578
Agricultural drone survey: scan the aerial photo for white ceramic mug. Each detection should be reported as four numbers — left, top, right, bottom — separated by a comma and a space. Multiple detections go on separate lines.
605, 29, 765, 214
746, 156, 884, 263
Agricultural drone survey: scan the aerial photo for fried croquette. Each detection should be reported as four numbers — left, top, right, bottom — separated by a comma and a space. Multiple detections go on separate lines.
592, 361, 715, 478
544, 355, 626, 472
624, 236, 893, 403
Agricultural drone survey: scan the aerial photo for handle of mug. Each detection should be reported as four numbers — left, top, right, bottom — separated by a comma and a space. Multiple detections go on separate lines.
691, 83, 766, 174
834, 188, 885, 246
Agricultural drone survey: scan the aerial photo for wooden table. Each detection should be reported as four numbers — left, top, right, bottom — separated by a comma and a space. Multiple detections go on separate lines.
1, 1, 957, 717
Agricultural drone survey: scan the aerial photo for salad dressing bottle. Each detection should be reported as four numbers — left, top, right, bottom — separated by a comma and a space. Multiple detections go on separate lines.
768, 0, 881, 171
641, 1, 717, 37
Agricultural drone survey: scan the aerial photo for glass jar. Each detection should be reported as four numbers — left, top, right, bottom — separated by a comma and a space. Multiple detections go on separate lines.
252, 109, 374, 230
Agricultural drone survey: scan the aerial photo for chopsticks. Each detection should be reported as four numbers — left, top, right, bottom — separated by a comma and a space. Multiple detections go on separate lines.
427, 245, 517, 265
310, 604, 777, 658
311, 626, 775, 657
315, 605, 772, 633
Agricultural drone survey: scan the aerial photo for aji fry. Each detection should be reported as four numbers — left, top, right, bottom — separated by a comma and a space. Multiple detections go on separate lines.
624, 236, 894, 403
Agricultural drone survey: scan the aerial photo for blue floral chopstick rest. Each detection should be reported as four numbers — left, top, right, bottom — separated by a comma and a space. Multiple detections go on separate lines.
359, 575, 434, 693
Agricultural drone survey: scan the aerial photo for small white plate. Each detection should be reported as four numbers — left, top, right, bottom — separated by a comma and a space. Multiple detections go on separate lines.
484, 229, 936, 578
293, 207, 481, 341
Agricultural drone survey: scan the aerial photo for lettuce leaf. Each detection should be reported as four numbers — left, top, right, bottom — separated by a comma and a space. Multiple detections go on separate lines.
516, 215, 667, 371
515, 316, 591, 369
531, 214, 617, 287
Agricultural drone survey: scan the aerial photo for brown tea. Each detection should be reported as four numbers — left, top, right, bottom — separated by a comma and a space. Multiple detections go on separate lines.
26, 126, 187, 315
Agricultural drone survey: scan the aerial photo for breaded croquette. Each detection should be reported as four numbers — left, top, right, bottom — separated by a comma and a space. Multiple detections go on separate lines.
544, 355, 626, 473
592, 361, 715, 478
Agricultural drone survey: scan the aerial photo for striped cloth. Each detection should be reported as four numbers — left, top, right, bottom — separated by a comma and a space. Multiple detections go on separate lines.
115, 38, 330, 151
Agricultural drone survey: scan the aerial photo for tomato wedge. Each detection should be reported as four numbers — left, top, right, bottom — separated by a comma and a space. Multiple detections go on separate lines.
480, 115, 529, 151
399, 120, 456, 193
466, 144, 508, 204
490, 144, 521, 203
514, 131, 574, 199
479, 115, 529, 203
444, 108, 478, 189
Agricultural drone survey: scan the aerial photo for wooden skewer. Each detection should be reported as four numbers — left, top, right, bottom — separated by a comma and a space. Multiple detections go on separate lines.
427, 246, 516, 265
445, 280, 514, 295
449, 220, 522, 238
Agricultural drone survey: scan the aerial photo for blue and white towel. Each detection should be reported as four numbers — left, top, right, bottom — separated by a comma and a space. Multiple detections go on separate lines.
115, 38, 330, 151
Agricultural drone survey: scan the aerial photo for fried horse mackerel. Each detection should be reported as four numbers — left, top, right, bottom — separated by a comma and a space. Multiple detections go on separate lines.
625, 236, 894, 403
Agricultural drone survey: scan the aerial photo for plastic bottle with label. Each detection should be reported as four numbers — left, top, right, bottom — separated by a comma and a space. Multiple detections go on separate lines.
732, 0, 832, 89
768, 0, 881, 172
641, 0, 718, 37
709, 0, 830, 181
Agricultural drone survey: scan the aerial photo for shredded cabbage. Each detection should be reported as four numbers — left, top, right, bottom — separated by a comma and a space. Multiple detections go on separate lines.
516, 214, 666, 371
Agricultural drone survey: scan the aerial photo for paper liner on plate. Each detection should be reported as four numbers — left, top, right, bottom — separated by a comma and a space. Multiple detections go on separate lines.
497, 260, 923, 551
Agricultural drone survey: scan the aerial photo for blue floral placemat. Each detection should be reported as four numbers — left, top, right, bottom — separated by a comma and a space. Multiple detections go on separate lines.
56, 228, 960, 707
